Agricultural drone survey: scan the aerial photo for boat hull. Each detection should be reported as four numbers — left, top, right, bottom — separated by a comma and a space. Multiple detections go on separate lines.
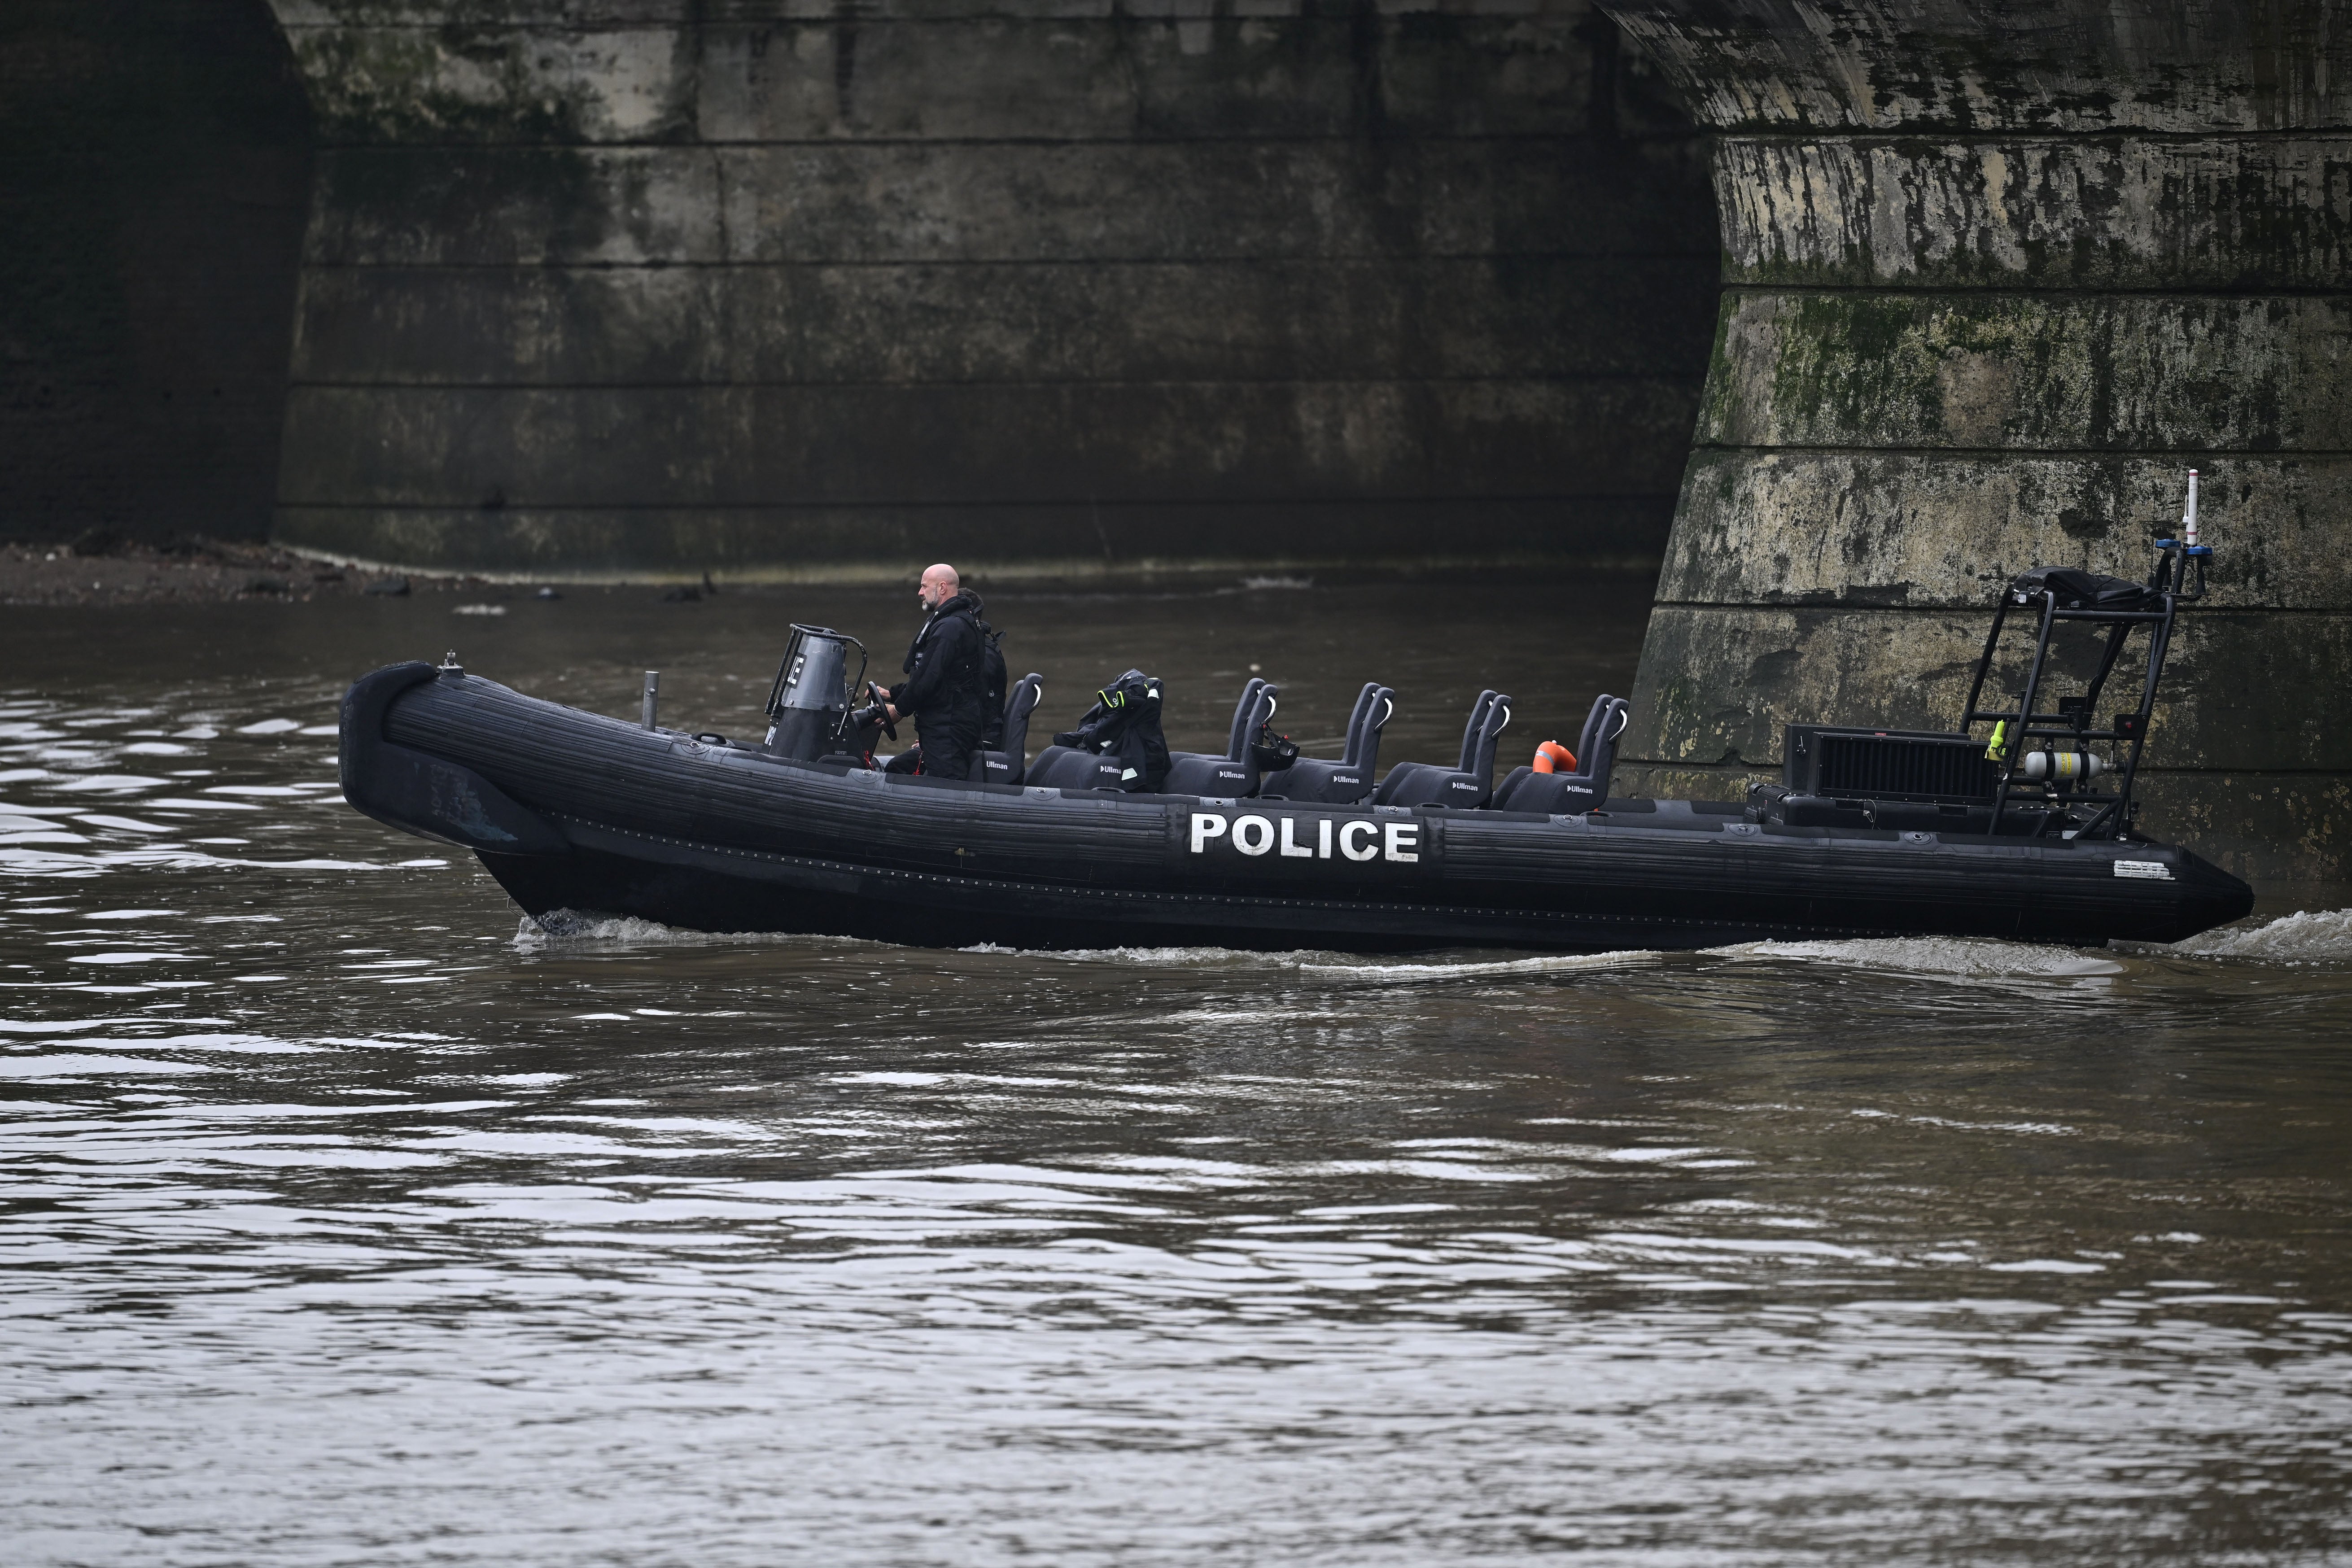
342, 663, 2256, 952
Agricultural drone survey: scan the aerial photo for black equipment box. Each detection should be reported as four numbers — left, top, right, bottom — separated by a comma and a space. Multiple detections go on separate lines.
1783, 725, 2002, 804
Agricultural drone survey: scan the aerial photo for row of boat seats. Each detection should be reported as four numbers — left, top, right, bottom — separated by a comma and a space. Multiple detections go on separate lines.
984, 676, 1624, 814
1490, 694, 1628, 814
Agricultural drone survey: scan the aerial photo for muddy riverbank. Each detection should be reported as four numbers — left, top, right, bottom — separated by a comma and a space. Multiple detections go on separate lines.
0, 537, 459, 606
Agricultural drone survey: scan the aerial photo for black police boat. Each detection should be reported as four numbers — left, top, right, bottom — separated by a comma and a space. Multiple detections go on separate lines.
340, 538, 2252, 953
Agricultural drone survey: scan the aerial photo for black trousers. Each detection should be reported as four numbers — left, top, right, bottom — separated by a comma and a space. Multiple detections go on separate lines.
885, 716, 981, 782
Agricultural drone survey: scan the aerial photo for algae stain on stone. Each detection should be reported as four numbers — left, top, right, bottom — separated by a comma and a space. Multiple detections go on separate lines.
1934, 351, 2018, 446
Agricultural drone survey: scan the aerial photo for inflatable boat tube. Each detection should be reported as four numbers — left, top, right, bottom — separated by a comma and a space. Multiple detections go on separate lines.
339, 662, 2255, 953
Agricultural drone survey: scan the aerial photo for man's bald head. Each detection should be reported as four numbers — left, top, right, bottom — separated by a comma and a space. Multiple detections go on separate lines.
917, 563, 960, 610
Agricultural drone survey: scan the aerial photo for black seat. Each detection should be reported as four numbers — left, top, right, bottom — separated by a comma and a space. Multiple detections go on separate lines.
1258, 682, 1391, 805
1021, 677, 1122, 788
1373, 689, 1513, 809
976, 673, 1044, 785
1022, 746, 1128, 790
1162, 678, 1280, 797
1491, 694, 1629, 815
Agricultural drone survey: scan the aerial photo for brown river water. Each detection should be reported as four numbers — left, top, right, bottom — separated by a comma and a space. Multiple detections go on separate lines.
4, 578, 2350, 1566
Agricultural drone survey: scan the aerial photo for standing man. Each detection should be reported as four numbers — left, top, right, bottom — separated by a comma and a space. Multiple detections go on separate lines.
877, 563, 989, 781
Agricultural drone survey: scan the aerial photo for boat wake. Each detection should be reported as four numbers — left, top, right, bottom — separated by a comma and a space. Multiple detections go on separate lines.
1706, 936, 2125, 978
514, 910, 856, 949
1714, 908, 2352, 976
1296, 950, 1663, 982
510, 906, 2352, 977
995, 945, 1664, 984
515, 914, 1657, 980
2159, 907, 2352, 963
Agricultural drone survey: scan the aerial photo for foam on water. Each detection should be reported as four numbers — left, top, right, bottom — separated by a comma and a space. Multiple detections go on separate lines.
1296, 950, 1663, 982
2165, 906, 2352, 962
516, 909, 879, 952
517, 921, 1654, 982
973, 941, 1662, 982
518, 910, 806, 948
1707, 935, 2125, 978
520, 910, 703, 946
514, 911, 2352, 974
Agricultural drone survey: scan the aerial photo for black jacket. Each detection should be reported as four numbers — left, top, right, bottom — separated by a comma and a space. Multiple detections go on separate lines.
1052, 669, 1169, 792
895, 590, 989, 738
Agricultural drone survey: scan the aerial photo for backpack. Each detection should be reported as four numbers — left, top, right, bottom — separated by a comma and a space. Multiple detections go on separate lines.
2010, 566, 2157, 611
978, 625, 1009, 747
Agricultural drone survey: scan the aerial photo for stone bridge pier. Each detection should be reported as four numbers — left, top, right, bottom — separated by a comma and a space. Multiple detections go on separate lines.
1602, 1, 2352, 887
261, 0, 1719, 582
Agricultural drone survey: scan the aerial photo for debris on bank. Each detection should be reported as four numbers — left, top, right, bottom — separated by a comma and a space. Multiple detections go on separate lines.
0, 535, 477, 606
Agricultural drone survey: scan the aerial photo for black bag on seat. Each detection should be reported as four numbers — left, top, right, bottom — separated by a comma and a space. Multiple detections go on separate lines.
1492, 694, 1628, 814
1257, 682, 1392, 805
1373, 690, 1513, 808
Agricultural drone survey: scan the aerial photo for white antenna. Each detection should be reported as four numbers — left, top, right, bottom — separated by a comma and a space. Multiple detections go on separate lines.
2182, 468, 2200, 547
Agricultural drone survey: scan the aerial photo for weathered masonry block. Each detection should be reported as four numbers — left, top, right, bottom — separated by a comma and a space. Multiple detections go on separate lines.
1602, 0, 2352, 887
264, 0, 1720, 582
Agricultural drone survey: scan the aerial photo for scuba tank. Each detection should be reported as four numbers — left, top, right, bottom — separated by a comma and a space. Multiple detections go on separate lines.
2019, 749, 2107, 783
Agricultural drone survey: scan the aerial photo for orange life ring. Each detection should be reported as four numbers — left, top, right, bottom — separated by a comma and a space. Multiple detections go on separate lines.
1531, 740, 1577, 774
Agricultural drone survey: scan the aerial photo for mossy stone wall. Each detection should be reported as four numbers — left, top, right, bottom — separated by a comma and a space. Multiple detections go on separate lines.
1602, 0, 2352, 887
